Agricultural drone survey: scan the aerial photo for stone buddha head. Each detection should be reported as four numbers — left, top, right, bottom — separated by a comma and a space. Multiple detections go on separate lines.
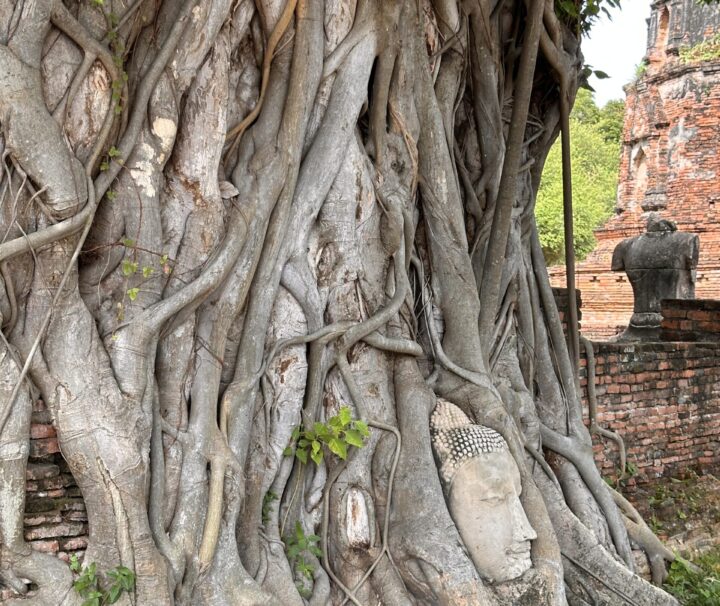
430, 400, 536, 583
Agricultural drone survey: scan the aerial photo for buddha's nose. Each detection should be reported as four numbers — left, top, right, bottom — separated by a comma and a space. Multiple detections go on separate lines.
512, 500, 538, 543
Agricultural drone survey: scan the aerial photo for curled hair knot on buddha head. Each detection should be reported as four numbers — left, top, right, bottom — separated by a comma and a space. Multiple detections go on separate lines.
429, 399, 508, 487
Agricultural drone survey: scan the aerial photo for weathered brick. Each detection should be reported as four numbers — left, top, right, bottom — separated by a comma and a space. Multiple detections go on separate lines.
26, 463, 59, 481
30, 438, 60, 457
24, 522, 85, 541
30, 423, 56, 439
59, 537, 88, 551
24, 511, 62, 527
29, 539, 59, 553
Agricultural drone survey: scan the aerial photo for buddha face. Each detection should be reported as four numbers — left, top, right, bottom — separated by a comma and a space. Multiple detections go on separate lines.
448, 450, 536, 583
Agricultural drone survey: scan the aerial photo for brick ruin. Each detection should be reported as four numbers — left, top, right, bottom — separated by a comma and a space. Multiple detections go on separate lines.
550, 0, 720, 339
18, 401, 88, 565
551, 291, 720, 491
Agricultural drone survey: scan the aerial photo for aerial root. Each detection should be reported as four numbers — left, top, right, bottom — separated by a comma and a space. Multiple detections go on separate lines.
225, 0, 299, 159
581, 335, 628, 476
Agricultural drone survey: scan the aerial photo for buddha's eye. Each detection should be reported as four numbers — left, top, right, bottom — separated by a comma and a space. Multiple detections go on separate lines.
479, 496, 508, 506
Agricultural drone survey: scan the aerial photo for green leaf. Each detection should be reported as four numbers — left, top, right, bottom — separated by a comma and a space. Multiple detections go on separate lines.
121, 259, 137, 276
353, 420, 369, 437
108, 146, 121, 158
311, 440, 321, 453
344, 429, 365, 448
328, 437, 347, 459
74, 577, 92, 593
299, 562, 314, 579
283, 446, 294, 457
100, 160, 110, 171
70, 554, 81, 573
557, 0, 578, 17
116, 567, 135, 590
106, 584, 122, 603
121, 238, 134, 247
310, 449, 323, 466
291, 426, 301, 440
593, 69, 610, 79
295, 448, 308, 464
127, 287, 140, 301
338, 407, 352, 426
142, 266, 153, 278
106, 189, 117, 201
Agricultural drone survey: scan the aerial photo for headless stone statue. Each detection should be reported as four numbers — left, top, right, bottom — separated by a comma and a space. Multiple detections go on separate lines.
611, 215, 699, 341
430, 400, 536, 584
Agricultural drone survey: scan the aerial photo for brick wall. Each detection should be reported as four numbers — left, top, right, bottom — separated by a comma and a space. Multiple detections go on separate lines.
23, 400, 88, 562
552, 287, 582, 334
580, 341, 720, 489
660, 298, 720, 341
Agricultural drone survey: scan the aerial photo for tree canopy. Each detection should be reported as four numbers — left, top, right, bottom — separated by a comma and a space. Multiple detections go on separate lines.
536, 89, 624, 265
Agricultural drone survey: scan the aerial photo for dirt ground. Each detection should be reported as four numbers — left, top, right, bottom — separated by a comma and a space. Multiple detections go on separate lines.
629, 472, 720, 558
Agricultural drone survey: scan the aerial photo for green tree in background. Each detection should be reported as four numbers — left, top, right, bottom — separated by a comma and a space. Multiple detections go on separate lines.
536, 89, 624, 265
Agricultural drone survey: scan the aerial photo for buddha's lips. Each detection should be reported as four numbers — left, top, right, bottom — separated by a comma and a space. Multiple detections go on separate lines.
506, 545, 532, 558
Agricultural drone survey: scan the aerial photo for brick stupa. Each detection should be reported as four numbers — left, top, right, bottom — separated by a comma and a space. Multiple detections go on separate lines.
550, 0, 720, 339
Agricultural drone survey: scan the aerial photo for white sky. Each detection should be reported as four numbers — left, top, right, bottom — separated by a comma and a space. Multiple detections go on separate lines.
582, 1, 653, 106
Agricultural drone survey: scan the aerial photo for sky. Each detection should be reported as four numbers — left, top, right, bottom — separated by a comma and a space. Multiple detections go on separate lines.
582, 1, 653, 106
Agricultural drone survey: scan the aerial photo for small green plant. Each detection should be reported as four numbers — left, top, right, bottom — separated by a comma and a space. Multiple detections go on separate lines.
283, 521, 322, 598
617, 459, 639, 487
634, 60, 648, 79
664, 548, 720, 605
69, 555, 135, 606
115, 241, 173, 316
283, 407, 369, 465
649, 515, 665, 535
262, 490, 278, 524
679, 33, 720, 64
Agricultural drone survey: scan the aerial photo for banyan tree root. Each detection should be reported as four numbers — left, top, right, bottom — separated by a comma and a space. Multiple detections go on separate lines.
581, 335, 628, 476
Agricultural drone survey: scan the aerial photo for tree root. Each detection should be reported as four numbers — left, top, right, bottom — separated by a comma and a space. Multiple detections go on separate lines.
610, 488, 676, 585
581, 335, 627, 476
225, 0, 298, 158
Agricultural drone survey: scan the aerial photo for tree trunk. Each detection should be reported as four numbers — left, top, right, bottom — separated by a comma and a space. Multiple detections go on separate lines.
0, 1, 679, 604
